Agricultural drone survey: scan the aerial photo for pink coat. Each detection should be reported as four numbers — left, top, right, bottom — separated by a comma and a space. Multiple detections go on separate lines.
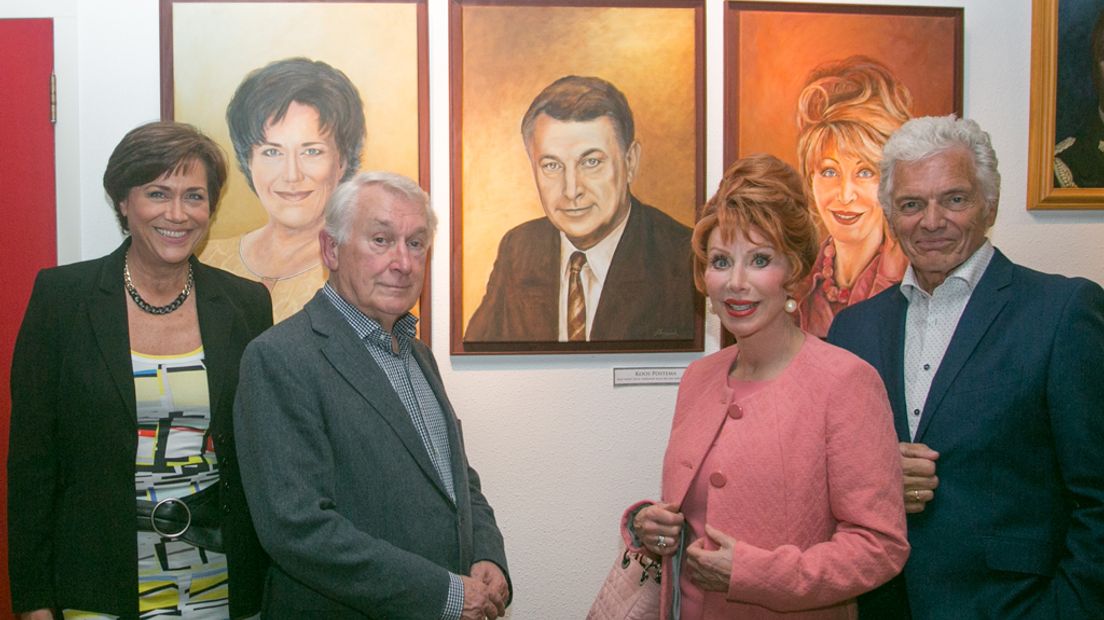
624, 336, 908, 619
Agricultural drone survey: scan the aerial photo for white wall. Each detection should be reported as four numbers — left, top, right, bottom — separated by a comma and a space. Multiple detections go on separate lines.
4, 0, 1101, 617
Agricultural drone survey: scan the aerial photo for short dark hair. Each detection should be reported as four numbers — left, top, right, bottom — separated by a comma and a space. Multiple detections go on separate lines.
692, 154, 819, 294
226, 57, 365, 191
102, 121, 228, 232
520, 75, 635, 151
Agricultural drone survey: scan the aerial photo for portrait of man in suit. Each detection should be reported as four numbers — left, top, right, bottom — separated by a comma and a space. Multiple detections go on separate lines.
828, 115, 1104, 619
464, 75, 696, 343
235, 172, 510, 619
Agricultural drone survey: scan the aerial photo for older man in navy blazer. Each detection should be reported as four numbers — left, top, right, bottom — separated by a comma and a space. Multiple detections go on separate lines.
828, 116, 1104, 619
235, 172, 510, 619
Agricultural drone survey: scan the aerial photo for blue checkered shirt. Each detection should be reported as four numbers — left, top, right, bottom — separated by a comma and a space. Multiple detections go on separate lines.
323, 284, 464, 620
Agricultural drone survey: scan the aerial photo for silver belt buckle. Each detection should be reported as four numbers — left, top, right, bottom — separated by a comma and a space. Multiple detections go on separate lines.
150, 497, 191, 539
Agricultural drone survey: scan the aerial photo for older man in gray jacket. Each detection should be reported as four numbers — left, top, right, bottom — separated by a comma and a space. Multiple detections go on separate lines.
235, 171, 510, 619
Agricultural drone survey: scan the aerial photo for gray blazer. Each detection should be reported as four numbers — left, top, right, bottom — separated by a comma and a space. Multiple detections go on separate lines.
234, 291, 509, 619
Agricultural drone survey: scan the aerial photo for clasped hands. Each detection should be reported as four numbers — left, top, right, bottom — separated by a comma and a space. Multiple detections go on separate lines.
633, 502, 738, 593
460, 560, 509, 620
627, 442, 941, 599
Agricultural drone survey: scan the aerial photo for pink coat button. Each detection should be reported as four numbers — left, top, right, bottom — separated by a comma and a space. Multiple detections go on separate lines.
710, 472, 727, 488
728, 404, 743, 419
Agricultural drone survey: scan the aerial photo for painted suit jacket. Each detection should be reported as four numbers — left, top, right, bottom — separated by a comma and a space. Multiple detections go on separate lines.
464, 197, 696, 343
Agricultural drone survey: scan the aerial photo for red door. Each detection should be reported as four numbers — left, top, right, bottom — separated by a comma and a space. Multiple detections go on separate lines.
0, 18, 56, 618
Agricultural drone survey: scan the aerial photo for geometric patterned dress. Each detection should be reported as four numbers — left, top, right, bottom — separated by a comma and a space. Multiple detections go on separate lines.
64, 347, 229, 619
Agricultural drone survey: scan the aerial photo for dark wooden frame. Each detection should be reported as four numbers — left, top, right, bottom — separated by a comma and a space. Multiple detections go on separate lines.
1027, 0, 1104, 210
159, 0, 432, 343
721, 1, 963, 347
449, 0, 706, 355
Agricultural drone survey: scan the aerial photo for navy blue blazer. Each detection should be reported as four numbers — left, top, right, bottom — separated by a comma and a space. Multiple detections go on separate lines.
827, 249, 1104, 619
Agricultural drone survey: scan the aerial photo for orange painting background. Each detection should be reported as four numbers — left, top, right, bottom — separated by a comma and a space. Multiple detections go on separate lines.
731, 9, 960, 170
457, 4, 701, 331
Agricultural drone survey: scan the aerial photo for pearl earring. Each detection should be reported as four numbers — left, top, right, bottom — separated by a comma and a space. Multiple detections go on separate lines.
784, 298, 798, 313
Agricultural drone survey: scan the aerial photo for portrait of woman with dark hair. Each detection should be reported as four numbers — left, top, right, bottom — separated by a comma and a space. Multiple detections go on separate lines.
200, 57, 365, 322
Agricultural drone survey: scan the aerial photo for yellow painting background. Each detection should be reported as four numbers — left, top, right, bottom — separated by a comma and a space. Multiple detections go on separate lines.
458, 5, 700, 330
172, 2, 421, 241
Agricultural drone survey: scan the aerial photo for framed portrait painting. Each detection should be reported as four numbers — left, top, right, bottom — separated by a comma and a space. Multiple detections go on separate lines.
724, 2, 962, 343
160, 0, 431, 338
450, 0, 706, 355
1027, 0, 1104, 209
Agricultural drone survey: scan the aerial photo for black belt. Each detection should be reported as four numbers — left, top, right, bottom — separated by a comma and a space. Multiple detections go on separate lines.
136, 485, 224, 553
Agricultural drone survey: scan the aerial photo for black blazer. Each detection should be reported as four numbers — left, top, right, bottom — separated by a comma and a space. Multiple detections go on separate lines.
464, 198, 698, 343
8, 240, 273, 619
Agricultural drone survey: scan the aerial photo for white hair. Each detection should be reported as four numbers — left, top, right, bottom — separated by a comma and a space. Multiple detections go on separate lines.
324, 171, 436, 245
878, 115, 1001, 217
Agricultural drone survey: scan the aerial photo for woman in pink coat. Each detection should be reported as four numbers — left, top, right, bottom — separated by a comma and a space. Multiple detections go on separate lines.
623, 154, 908, 619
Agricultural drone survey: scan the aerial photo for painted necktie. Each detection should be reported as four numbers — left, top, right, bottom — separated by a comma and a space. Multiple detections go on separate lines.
567, 251, 587, 341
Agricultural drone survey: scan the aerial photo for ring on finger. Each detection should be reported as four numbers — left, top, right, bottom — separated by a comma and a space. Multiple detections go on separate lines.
656, 535, 667, 548
911, 489, 921, 501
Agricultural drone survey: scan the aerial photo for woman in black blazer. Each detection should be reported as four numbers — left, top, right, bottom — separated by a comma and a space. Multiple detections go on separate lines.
8, 122, 272, 619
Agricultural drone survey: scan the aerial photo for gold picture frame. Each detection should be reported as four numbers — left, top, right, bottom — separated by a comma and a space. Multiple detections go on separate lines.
1027, 0, 1104, 210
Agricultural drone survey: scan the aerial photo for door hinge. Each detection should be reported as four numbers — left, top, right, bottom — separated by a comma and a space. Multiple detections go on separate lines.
50, 73, 57, 125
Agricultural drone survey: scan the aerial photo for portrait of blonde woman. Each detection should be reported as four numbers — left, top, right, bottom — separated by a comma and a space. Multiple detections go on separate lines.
795, 56, 911, 337
200, 57, 365, 322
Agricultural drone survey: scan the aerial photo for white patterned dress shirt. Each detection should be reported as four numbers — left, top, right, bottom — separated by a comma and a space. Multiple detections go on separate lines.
901, 241, 995, 440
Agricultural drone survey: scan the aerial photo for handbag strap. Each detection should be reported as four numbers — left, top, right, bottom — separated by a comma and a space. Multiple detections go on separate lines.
667, 527, 688, 620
